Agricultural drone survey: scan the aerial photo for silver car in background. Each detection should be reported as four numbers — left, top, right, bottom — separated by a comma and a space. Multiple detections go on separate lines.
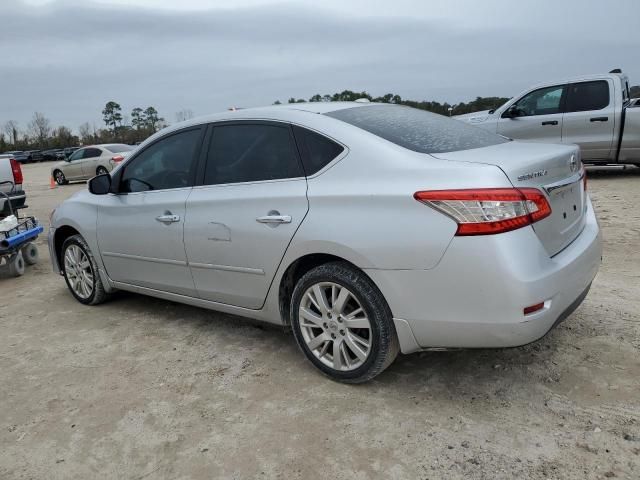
51, 144, 134, 185
48, 103, 601, 382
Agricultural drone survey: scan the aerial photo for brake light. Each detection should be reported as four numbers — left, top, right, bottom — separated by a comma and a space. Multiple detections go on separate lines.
414, 188, 552, 236
10, 158, 23, 185
111, 155, 125, 163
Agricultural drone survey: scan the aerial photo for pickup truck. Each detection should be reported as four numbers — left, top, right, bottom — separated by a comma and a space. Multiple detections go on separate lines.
456, 70, 640, 165
0, 155, 26, 217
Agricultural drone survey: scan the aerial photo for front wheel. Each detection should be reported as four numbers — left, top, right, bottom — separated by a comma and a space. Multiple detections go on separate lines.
61, 234, 109, 305
290, 262, 399, 383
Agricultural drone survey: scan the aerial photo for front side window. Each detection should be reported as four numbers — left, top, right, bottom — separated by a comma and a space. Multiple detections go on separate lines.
203, 124, 302, 185
565, 81, 610, 112
68, 149, 84, 161
120, 128, 202, 193
514, 85, 565, 116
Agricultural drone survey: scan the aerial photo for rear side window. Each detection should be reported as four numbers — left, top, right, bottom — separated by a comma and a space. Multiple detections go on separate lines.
120, 128, 201, 192
203, 124, 302, 185
83, 148, 102, 158
565, 81, 610, 112
326, 105, 508, 154
292, 126, 344, 175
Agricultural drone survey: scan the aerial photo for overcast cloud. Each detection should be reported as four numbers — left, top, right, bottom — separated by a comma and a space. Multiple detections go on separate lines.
2, 0, 639, 131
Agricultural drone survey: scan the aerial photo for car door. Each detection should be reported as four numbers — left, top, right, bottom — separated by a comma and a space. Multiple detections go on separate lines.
561, 80, 615, 161
184, 121, 308, 309
63, 148, 86, 179
96, 126, 205, 296
497, 84, 566, 143
79, 147, 104, 178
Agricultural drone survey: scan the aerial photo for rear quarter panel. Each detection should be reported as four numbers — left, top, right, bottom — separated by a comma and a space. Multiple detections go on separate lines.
281, 133, 514, 271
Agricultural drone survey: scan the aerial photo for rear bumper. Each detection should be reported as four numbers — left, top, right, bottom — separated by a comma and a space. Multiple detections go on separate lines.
0, 190, 26, 216
366, 197, 602, 353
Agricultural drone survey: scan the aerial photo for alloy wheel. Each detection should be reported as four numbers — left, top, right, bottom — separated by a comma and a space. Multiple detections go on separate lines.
64, 244, 94, 299
298, 282, 372, 371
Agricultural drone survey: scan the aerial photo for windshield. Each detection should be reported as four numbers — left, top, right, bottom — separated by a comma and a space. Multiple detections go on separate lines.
326, 105, 508, 154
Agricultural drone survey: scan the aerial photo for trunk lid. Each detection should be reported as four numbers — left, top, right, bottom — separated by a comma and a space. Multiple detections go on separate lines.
431, 141, 586, 256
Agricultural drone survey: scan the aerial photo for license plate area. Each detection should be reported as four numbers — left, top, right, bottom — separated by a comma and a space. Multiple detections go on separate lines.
549, 181, 582, 227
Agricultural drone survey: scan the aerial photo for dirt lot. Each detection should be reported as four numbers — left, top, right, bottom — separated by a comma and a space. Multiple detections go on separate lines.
1, 161, 638, 479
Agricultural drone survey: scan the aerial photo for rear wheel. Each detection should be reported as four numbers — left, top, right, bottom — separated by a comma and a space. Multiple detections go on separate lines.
96, 166, 108, 176
61, 234, 108, 305
54, 170, 67, 185
291, 262, 399, 383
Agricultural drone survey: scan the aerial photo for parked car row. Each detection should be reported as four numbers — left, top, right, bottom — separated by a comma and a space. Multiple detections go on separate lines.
1, 147, 81, 164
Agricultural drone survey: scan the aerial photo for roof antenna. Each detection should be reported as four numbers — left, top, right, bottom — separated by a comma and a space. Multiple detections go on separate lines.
609, 68, 622, 73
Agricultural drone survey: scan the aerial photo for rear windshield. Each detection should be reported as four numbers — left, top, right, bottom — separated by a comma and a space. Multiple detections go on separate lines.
325, 105, 508, 153
104, 144, 134, 153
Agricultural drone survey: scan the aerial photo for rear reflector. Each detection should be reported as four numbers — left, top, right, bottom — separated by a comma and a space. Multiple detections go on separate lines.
524, 302, 545, 315
10, 158, 23, 185
414, 188, 552, 236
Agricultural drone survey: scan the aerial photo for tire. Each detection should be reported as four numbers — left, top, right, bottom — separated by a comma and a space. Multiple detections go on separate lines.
22, 242, 39, 265
8, 252, 25, 277
96, 166, 108, 176
290, 261, 399, 383
54, 170, 68, 185
61, 234, 109, 305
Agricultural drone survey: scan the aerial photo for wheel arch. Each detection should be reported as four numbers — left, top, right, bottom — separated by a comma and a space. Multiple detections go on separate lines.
277, 252, 391, 326
53, 225, 81, 271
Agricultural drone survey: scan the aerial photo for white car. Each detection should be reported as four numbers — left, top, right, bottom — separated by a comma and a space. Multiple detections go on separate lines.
49, 103, 601, 382
51, 144, 134, 185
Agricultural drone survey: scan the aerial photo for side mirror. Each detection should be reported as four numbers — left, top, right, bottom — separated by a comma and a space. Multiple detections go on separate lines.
88, 173, 111, 195
503, 105, 523, 119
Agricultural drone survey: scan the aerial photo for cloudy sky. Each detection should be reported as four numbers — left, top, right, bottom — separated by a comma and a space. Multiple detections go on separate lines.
2, 0, 639, 132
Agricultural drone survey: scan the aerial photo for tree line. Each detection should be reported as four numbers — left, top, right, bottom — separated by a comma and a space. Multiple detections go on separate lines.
274, 90, 511, 116
0, 103, 193, 152
3, 85, 638, 152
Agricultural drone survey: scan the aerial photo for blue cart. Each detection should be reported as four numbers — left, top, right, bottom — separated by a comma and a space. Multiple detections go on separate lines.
0, 181, 43, 277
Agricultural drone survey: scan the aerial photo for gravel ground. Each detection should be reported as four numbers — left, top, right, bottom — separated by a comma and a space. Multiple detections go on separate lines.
1, 161, 638, 480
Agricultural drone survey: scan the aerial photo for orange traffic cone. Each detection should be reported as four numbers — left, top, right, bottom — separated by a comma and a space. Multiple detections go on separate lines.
50, 176, 56, 189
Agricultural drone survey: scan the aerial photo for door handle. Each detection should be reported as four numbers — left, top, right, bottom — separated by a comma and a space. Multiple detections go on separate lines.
541, 120, 558, 126
590, 116, 608, 122
155, 213, 180, 224
256, 214, 292, 225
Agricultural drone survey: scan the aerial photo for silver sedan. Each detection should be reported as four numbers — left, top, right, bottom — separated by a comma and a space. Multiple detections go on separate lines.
48, 103, 602, 382
51, 144, 133, 185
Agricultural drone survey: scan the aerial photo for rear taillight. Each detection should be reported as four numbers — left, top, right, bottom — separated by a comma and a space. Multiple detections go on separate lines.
111, 155, 124, 163
10, 159, 23, 185
414, 188, 552, 236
